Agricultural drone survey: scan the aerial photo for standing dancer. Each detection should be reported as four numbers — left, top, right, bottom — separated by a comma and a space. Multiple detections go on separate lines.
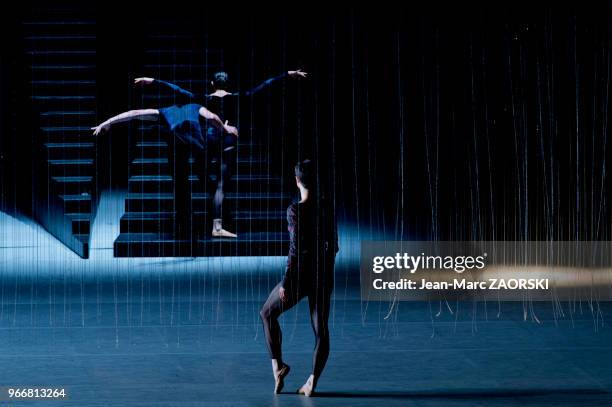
133, 69, 308, 238
91, 103, 238, 240
259, 159, 338, 396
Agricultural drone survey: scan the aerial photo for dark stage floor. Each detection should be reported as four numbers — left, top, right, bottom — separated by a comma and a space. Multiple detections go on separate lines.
0, 208, 611, 406
1, 293, 611, 406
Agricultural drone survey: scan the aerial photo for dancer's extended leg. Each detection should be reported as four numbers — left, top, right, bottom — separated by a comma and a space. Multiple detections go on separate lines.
211, 141, 237, 238
298, 283, 332, 397
260, 282, 305, 393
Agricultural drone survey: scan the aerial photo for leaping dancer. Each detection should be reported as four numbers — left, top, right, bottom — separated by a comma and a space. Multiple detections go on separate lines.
93, 68, 307, 240
92, 98, 238, 239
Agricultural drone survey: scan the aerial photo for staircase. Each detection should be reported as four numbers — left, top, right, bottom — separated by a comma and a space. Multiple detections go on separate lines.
25, 16, 98, 258
113, 27, 291, 257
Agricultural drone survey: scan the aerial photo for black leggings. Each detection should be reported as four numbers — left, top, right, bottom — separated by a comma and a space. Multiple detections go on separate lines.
169, 136, 235, 237
259, 278, 333, 378
210, 144, 234, 220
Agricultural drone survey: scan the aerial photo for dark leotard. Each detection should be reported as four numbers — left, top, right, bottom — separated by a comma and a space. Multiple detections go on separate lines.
158, 103, 207, 149
260, 197, 338, 377
155, 73, 288, 150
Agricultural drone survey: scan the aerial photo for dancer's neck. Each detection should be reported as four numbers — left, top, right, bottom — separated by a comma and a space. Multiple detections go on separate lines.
298, 187, 309, 203
209, 89, 231, 97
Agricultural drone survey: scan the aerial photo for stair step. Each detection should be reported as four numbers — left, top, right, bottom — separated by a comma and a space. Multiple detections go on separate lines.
51, 176, 93, 195
125, 192, 292, 212
28, 68, 95, 81
59, 193, 92, 213
129, 174, 279, 181
48, 159, 93, 165
43, 135, 95, 143
233, 210, 287, 220
144, 49, 221, 56
31, 64, 96, 70
33, 80, 95, 85
43, 142, 94, 159
27, 52, 96, 65
119, 210, 287, 233
133, 141, 276, 160
130, 157, 273, 175
23, 21, 96, 25
41, 126, 94, 142
47, 159, 94, 176
41, 125, 92, 132
65, 212, 91, 235
145, 50, 207, 55
30, 95, 96, 102
134, 140, 267, 147
131, 157, 268, 165
27, 50, 96, 54
52, 175, 93, 181
25, 35, 96, 41
113, 232, 289, 257
41, 109, 95, 114
40, 110, 96, 126
136, 141, 166, 147
126, 192, 291, 200
127, 174, 283, 193
33, 96, 94, 100
30, 95, 96, 109
44, 142, 94, 147
32, 80, 96, 94
23, 22, 96, 37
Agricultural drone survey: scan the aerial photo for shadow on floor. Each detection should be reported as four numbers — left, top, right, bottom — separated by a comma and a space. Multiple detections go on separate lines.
308, 388, 608, 399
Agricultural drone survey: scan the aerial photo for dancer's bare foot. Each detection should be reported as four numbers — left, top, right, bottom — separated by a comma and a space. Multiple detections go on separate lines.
211, 228, 237, 238
274, 363, 290, 394
297, 375, 316, 397
212, 219, 237, 238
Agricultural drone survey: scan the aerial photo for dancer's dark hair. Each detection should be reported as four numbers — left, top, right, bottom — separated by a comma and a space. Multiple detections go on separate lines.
212, 71, 229, 88
294, 159, 315, 190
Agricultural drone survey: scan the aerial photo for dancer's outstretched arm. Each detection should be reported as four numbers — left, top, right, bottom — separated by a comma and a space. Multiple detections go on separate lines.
198, 106, 239, 137
238, 69, 308, 97
134, 77, 195, 99
91, 108, 159, 136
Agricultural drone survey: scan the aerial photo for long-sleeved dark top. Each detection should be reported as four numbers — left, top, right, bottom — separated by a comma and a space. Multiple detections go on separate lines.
155, 72, 289, 102
154, 74, 288, 145
282, 198, 339, 289
155, 79, 197, 99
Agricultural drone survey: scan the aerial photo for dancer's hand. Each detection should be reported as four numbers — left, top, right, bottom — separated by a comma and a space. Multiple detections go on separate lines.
134, 77, 155, 85
279, 287, 288, 303
288, 69, 308, 79
91, 123, 110, 136
223, 120, 239, 137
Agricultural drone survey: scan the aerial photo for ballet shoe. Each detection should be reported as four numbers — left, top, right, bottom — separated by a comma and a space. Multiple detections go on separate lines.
297, 376, 315, 397
274, 363, 290, 394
